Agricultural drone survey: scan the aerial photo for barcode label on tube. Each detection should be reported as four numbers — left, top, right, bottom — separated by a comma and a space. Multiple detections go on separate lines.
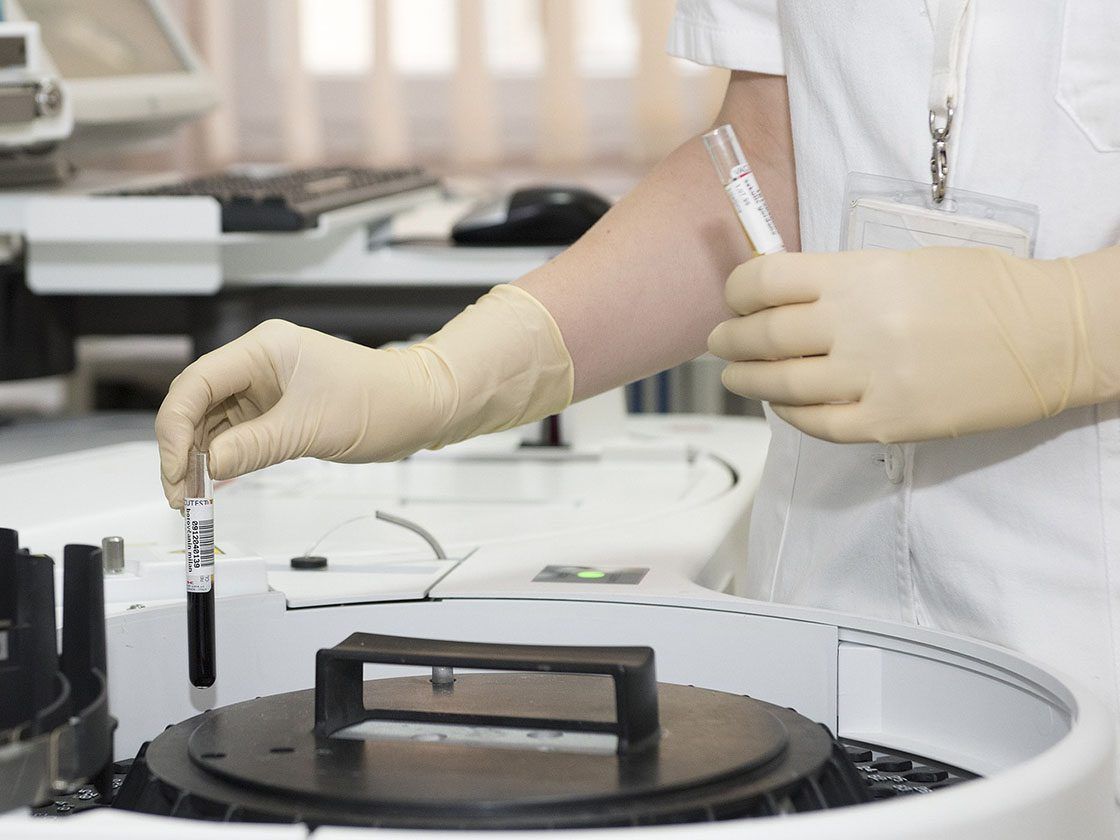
726, 163, 784, 255
185, 498, 214, 593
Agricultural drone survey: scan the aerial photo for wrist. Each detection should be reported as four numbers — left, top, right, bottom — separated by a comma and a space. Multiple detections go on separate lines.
420, 284, 574, 450
1055, 247, 1120, 410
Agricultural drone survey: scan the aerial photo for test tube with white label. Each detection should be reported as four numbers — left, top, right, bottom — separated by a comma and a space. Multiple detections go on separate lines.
184, 448, 215, 688
703, 124, 786, 256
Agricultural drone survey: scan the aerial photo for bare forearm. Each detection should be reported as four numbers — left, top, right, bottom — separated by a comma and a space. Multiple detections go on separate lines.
518, 72, 798, 401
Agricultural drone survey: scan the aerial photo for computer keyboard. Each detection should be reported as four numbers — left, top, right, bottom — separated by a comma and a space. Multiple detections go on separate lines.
107, 165, 440, 233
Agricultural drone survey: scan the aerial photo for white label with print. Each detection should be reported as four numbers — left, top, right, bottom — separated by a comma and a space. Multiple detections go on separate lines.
0, 629, 8, 661
726, 163, 784, 255
185, 498, 214, 593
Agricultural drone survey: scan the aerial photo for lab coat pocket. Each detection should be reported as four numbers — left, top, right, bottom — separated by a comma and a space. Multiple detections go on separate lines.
1055, 0, 1120, 152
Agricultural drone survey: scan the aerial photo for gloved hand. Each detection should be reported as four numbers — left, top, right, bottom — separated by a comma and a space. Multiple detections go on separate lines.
156, 284, 573, 508
708, 246, 1120, 443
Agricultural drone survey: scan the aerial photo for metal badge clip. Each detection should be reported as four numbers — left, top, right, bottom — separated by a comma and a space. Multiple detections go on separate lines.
929, 101, 954, 204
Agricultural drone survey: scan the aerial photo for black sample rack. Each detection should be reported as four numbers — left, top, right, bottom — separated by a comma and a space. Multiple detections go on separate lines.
0, 527, 115, 812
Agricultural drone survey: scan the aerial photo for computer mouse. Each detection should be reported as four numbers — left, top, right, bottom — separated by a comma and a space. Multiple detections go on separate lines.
451, 185, 611, 246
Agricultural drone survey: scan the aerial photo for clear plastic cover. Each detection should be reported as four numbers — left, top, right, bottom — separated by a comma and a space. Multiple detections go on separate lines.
703, 124, 747, 187
841, 172, 1038, 256
185, 448, 212, 500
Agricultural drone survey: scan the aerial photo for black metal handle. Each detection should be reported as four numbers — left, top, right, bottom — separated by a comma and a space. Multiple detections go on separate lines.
313, 633, 660, 754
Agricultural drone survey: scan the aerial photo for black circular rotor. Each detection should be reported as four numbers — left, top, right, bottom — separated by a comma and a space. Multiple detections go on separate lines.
116, 674, 867, 828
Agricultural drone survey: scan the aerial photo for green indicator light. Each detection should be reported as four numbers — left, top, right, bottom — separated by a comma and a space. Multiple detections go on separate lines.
577, 570, 606, 579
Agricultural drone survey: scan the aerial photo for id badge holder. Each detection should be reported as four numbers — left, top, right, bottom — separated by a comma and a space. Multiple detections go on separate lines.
842, 0, 1040, 257
841, 172, 1039, 257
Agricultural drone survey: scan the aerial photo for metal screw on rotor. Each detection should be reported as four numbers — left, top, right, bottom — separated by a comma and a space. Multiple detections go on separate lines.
431, 666, 455, 691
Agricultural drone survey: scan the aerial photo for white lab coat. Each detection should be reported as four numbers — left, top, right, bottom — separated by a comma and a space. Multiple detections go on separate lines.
669, 0, 1120, 784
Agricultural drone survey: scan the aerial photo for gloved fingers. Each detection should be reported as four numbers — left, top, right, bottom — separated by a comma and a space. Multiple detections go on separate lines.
708, 303, 831, 362
155, 404, 205, 508
207, 403, 300, 481
724, 252, 823, 316
155, 339, 267, 493
205, 412, 234, 443
721, 357, 865, 406
770, 402, 873, 444
167, 344, 259, 434
156, 402, 229, 509
161, 471, 184, 511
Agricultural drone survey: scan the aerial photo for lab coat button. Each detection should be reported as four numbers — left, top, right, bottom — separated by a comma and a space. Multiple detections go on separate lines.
883, 445, 905, 484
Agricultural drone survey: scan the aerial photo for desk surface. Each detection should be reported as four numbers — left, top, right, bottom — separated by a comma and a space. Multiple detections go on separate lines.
0, 173, 571, 293
0, 171, 605, 361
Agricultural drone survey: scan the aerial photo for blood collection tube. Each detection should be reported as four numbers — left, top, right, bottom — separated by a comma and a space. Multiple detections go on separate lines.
703, 123, 786, 256
184, 448, 216, 688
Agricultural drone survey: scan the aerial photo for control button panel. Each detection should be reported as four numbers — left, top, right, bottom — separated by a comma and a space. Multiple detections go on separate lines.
532, 565, 649, 585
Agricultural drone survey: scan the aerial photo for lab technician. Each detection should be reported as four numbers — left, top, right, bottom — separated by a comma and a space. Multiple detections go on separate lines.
157, 0, 1120, 791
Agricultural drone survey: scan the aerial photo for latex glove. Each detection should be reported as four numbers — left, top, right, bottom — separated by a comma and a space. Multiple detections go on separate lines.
707, 246, 1120, 443
156, 284, 573, 508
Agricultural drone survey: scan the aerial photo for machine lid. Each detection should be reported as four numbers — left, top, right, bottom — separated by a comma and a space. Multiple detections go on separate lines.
122, 634, 868, 828
188, 673, 791, 808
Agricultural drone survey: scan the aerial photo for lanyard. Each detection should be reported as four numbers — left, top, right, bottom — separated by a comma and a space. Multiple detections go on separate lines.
924, 0, 973, 202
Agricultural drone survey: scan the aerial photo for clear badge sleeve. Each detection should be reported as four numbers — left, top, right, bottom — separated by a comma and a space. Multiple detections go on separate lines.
841, 172, 1039, 257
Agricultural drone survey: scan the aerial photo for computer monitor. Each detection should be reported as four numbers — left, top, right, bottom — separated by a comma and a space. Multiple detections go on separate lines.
5, 0, 216, 154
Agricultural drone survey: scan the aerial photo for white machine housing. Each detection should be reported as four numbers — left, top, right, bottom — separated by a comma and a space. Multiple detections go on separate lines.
4, 0, 216, 152
0, 21, 71, 149
0, 404, 1114, 839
